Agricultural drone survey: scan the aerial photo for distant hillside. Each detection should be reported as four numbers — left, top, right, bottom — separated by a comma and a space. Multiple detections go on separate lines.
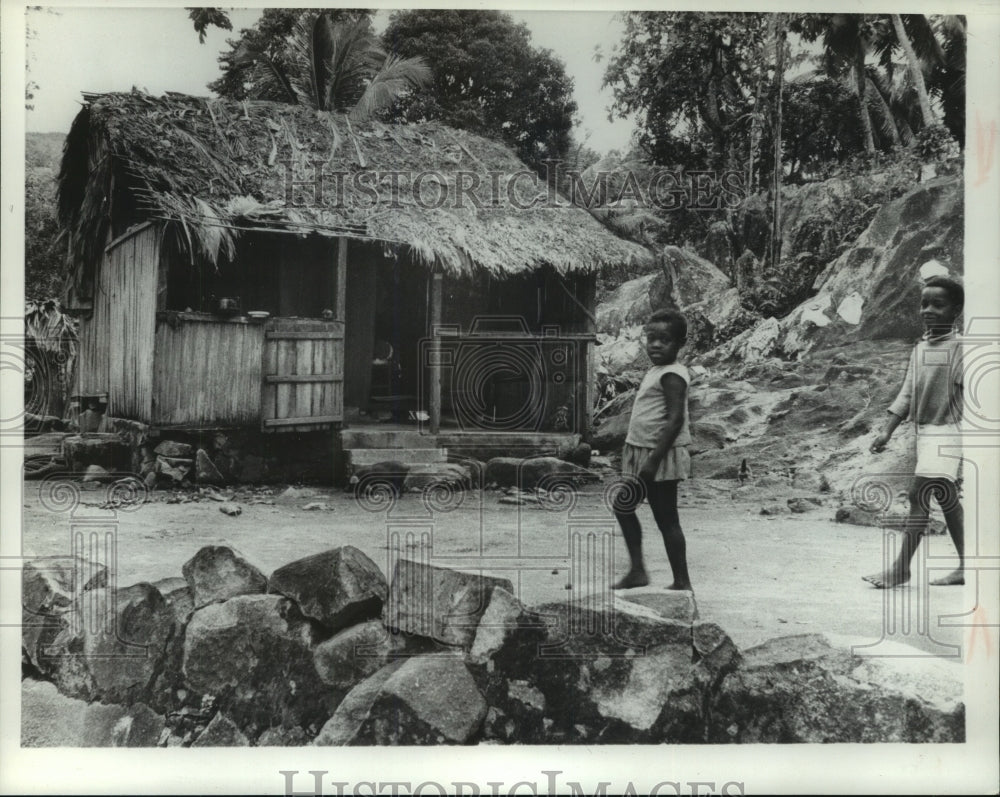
26, 131, 65, 170
26, 132, 65, 301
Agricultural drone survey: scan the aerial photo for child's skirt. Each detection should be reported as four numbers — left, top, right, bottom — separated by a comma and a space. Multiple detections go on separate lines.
621, 442, 691, 481
914, 424, 963, 482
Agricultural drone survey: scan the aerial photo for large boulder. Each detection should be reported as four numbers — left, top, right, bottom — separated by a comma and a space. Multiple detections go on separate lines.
47, 583, 175, 705
595, 247, 731, 337
595, 325, 650, 379
312, 620, 396, 691
22, 557, 107, 673
384, 560, 514, 648
313, 660, 407, 746
21, 685, 165, 748
80, 702, 166, 747
146, 576, 196, 713
353, 654, 488, 745
709, 633, 964, 742
268, 546, 386, 633
702, 178, 963, 367
589, 409, 631, 454
526, 596, 712, 742
660, 245, 731, 309
154, 440, 194, 458
181, 594, 331, 735
181, 546, 268, 609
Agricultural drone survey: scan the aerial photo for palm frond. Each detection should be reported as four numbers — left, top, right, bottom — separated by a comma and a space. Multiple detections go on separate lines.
350, 55, 433, 122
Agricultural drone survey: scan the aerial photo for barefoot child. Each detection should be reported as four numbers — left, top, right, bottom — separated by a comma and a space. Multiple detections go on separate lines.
864, 275, 965, 588
612, 309, 692, 591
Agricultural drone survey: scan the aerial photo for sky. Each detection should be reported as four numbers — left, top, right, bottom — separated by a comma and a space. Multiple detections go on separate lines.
25, 5, 636, 155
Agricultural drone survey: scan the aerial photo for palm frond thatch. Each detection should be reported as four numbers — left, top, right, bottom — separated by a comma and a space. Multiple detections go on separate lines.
58, 90, 652, 289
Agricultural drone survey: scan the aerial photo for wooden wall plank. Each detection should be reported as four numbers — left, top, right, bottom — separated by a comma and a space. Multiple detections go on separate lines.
152, 318, 264, 426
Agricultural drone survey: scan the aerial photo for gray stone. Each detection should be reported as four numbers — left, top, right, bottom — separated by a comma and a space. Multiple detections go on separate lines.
835, 506, 882, 527
157, 455, 192, 483
616, 588, 698, 624
484, 456, 595, 490
22, 557, 108, 674
80, 702, 166, 747
257, 726, 310, 746
269, 546, 386, 633
147, 577, 196, 713
82, 464, 111, 483
181, 546, 267, 609
402, 462, 471, 493
195, 449, 225, 485
357, 654, 487, 745
155, 440, 194, 458
469, 587, 540, 665
385, 560, 514, 648
182, 594, 331, 733
709, 633, 964, 742
526, 596, 703, 742
47, 583, 175, 704
312, 620, 394, 690
218, 502, 242, 516
62, 433, 130, 473
555, 442, 592, 468
191, 712, 249, 747
787, 497, 820, 514
791, 470, 830, 492
313, 660, 406, 746
21, 678, 88, 747
691, 621, 742, 685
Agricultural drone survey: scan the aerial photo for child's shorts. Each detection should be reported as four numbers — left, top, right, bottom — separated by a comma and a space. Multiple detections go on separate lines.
622, 442, 691, 481
914, 424, 963, 482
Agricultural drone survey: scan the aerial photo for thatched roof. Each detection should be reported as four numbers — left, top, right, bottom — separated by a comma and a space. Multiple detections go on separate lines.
59, 90, 651, 278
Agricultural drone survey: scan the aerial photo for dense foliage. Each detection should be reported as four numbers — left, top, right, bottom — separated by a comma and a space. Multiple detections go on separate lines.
382, 10, 578, 174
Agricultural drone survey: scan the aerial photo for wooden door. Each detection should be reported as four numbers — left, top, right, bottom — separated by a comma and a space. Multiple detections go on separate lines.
261, 318, 344, 431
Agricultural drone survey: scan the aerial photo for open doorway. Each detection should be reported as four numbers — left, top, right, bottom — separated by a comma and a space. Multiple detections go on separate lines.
342, 243, 429, 422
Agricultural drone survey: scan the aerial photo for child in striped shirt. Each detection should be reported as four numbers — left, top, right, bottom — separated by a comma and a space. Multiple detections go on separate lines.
864, 275, 965, 588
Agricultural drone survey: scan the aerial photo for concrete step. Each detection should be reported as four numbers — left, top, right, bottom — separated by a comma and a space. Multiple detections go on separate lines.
340, 429, 437, 448
347, 448, 448, 468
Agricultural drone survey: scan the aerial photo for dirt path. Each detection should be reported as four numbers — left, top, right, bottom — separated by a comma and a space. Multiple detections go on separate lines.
19, 478, 968, 657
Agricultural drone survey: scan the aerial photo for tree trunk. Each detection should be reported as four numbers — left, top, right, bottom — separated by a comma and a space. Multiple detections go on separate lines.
770, 16, 786, 268
854, 46, 876, 154
891, 13, 935, 128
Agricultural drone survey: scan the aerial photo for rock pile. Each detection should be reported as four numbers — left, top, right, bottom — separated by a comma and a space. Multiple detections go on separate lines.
21, 550, 964, 747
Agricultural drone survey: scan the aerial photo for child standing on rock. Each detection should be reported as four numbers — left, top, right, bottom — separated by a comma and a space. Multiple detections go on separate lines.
864, 275, 965, 588
612, 308, 693, 591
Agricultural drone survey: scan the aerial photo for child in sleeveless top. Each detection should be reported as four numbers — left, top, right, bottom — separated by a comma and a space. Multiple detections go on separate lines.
611, 308, 692, 591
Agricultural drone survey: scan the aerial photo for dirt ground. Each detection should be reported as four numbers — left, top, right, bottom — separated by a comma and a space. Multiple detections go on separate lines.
18, 476, 969, 657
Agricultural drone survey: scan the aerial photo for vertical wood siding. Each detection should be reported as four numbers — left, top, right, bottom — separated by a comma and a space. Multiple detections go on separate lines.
77, 224, 159, 419
152, 317, 264, 427
261, 318, 344, 432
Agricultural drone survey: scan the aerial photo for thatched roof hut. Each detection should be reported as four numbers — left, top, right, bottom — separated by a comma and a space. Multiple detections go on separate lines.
59, 90, 649, 447
59, 90, 651, 286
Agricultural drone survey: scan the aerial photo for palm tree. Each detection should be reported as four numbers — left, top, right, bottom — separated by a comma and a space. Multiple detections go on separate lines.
791, 13, 880, 154
235, 12, 431, 120
889, 14, 935, 128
